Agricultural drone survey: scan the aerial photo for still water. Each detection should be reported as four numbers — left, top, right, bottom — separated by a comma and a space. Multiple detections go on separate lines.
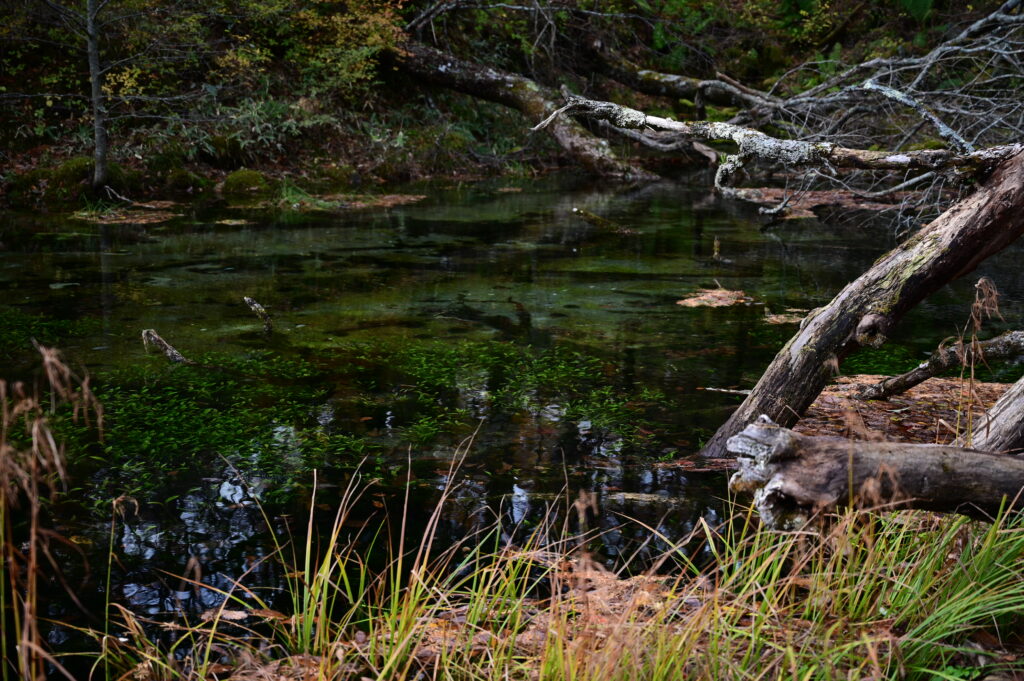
3, 172, 1023, 646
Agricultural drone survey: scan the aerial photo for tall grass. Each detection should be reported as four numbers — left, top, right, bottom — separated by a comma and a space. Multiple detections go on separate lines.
83, 471, 1024, 680
1, 345, 100, 681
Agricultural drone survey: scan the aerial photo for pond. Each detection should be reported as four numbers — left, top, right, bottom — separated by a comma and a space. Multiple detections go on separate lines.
3, 172, 1023, 658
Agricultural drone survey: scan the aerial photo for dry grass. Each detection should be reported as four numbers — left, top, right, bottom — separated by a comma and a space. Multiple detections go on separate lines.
1, 345, 100, 681
80, 474, 1024, 681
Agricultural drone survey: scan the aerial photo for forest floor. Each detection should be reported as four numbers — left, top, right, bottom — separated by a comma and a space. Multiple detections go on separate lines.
795, 374, 1009, 445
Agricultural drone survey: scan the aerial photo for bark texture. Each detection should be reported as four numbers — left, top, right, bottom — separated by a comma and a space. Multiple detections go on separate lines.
857, 330, 1024, 401
972, 375, 1024, 454
395, 43, 655, 179
698, 149, 1024, 458
588, 42, 753, 110
534, 94, 1021, 190
728, 416, 1024, 529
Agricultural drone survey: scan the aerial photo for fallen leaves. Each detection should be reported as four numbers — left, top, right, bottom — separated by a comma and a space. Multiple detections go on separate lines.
676, 288, 753, 307
73, 209, 181, 225
796, 375, 1010, 444
321, 193, 427, 209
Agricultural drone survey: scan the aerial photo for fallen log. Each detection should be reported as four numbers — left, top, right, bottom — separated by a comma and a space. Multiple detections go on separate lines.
697, 147, 1024, 458
394, 42, 655, 179
728, 416, 1024, 529
857, 330, 1024, 401
971, 373, 1024, 454
532, 92, 1021, 192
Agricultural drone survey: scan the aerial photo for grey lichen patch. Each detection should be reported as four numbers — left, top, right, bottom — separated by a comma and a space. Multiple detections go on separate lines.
754, 484, 810, 531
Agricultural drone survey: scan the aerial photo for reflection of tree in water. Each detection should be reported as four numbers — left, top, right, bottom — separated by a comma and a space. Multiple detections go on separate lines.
112, 466, 285, 633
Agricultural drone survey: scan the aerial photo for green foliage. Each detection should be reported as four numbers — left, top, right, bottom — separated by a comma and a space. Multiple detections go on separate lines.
900, 0, 935, 23
842, 343, 920, 375
344, 339, 654, 445
5, 157, 142, 207
164, 168, 210, 193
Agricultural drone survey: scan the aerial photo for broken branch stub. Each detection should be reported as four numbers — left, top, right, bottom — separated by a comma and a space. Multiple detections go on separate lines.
728, 416, 1024, 530
141, 329, 193, 364
243, 296, 273, 334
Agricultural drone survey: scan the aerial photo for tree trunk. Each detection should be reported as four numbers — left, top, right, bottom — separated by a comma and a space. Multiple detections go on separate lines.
972, 374, 1024, 454
86, 0, 109, 190
728, 416, 1024, 529
699, 149, 1024, 458
856, 330, 1024, 401
395, 42, 655, 179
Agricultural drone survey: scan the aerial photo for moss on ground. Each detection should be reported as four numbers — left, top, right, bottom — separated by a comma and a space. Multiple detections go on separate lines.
223, 168, 272, 196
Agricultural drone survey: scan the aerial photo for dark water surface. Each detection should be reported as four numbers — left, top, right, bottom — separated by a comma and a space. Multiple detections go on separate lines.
3, 173, 1024, 651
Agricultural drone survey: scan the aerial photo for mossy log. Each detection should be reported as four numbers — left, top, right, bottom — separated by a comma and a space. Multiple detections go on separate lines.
728, 416, 1024, 529
699, 148, 1024, 458
395, 42, 655, 179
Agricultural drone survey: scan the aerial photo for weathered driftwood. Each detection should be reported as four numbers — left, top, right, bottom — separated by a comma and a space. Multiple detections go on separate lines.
141, 329, 192, 364
857, 330, 1024, 401
395, 42, 655, 179
243, 296, 273, 335
532, 92, 1021, 192
971, 374, 1024, 454
728, 416, 1024, 529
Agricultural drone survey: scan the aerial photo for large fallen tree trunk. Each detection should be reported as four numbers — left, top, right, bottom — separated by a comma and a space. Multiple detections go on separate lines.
971, 374, 1024, 454
533, 94, 1024, 459
699, 149, 1024, 457
394, 42, 656, 179
728, 416, 1024, 529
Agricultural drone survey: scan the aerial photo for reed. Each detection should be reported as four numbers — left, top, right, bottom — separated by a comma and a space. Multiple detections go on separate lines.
1, 345, 100, 681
